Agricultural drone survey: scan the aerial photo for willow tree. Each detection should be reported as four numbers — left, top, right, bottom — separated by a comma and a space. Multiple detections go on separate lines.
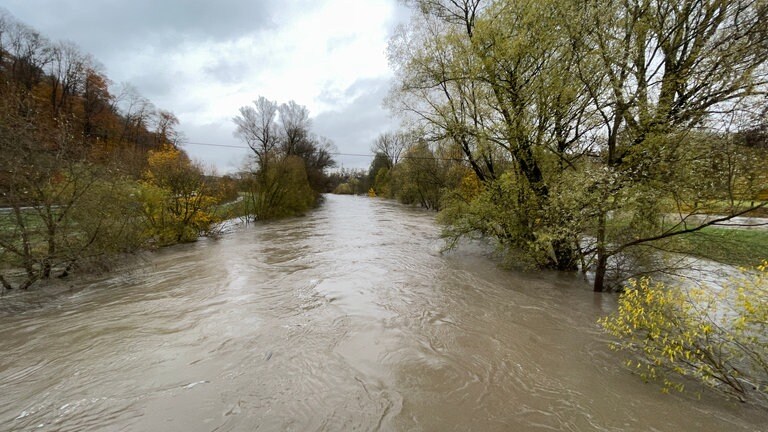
572, 0, 768, 291
389, 1, 499, 183
390, 0, 599, 270
392, 0, 768, 290
233, 97, 334, 220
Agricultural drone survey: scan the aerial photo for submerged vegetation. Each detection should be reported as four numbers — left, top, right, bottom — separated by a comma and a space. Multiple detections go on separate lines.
233, 97, 336, 221
600, 264, 768, 403
0, 11, 207, 291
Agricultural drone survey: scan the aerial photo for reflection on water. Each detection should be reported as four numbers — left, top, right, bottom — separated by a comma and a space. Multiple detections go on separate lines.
0, 194, 765, 431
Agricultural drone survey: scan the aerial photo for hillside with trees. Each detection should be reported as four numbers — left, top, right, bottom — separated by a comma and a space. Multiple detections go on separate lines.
0, 12, 228, 291
0, 13, 340, 292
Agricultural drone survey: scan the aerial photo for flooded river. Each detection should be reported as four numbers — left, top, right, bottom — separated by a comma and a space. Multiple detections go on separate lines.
0, 194, 765, 431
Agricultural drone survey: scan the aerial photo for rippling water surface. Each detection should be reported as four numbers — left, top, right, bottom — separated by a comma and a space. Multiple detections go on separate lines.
1, 194, 765, 431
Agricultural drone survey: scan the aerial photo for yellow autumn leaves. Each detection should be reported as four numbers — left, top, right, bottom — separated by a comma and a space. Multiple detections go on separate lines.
600, 262, 768, 402
139, 145, 221, 245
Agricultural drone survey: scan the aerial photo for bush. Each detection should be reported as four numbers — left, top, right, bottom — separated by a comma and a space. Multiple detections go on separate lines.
140, 145, 221, 245
332, 183, 353, 195
599, 264, 768, 402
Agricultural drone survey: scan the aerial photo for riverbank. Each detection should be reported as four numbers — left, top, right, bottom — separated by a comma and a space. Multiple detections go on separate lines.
661, 226, 768, 268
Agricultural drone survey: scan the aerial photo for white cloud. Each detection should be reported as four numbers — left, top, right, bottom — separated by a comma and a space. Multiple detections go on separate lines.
167, 0, 396, 116
2, 0, 411, 172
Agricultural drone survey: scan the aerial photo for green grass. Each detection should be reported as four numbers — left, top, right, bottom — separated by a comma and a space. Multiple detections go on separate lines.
658, 227, 768, 268
214, 197, 250, 219
656, 197, 768, 218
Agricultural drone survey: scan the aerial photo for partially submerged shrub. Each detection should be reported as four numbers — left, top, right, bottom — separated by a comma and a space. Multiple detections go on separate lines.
600, 262, 768, 402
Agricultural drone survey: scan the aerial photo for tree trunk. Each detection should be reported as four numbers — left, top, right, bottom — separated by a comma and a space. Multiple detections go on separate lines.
593, 211, 608, 292
43, 225, 56, 279
594, 253, 608, 292
552, 238, 578, 271
0, 275, 13, 291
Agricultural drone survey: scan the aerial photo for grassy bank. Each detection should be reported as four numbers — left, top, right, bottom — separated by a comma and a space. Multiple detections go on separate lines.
657, 227, 768, 268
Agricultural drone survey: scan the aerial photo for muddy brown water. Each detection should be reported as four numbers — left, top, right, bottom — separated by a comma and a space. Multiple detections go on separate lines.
1, 194, 765, 431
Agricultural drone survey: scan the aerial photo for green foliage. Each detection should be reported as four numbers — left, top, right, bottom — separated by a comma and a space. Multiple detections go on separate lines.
333, 183, 354, 195
372, 167, 391, 197
368, 152, 392, 192
271, 156, 316, 217
243, 156, 316, 220
0, 165, 147, 289
233, 96, 337, 218
391, 0, 768, 288
331, 173, 369, 196
368, 139, 464, 210
600, 267, 768, 402
439, 172, 548, 267
394, 141, 443, 209
62, 176, 146, 255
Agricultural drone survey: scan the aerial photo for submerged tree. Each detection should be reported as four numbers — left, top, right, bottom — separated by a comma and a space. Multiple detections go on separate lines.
574, 0, 768, 291
600, 265, 768, 402
391, 0, 768, 290
390, 0, 602, 270
0, 85, 144, 289
233, 97, 336, 220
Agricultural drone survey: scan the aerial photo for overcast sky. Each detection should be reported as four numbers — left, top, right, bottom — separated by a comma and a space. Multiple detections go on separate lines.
2, 0, 412, 172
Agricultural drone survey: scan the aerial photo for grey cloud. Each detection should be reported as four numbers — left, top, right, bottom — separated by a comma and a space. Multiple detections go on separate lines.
127, 69, 177, 100
317, 86, 346, 107
2, 0, 279, 103
3, 0, 277, 55
2, 1, 411, 173
313, 77, 398, 170
203, 58, 250, 84
385, 2, 413, 36
5, 0, 291, 120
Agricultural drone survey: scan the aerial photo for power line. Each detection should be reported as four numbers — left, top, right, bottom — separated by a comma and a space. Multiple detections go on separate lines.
181, 141, 248, 149
181, 141, 372, 157
179, 140, 469, 162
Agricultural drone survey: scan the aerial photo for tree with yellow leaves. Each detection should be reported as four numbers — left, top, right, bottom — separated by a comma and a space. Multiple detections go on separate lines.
600, 264, 768, 402
140, 145, 220, 245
